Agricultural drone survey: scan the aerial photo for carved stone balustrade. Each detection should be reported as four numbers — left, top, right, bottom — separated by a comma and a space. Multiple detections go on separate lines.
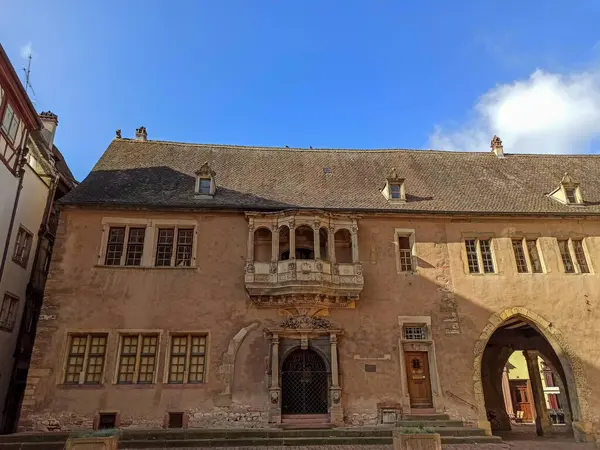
244, 210, 363, 308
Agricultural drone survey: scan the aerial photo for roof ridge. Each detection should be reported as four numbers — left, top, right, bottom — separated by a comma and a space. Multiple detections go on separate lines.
113, 138, 600, 157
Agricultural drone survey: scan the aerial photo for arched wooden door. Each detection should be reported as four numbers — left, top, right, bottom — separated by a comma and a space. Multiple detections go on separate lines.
281, 349, 328, 414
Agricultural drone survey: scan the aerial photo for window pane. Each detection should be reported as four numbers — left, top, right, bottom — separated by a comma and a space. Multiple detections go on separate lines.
480, 239, 495, 273
2, 105, 15, 141
512, 240, 528, 273
65, 335, 87, 384
176, 229, 193, 267
558, 240, 575, 273
198, 178, 211, 194
0, 294, 18, 330
189, 335, 206, 383
118, 336, 138, 384
572, 240, 589, 273
85, 335, 107, 384
156, 229, 174, 266
465, 240, 479, 273
398, 236, 412, 272
125, 228, 145, 266
105, 227, 125, 265
526, 240, 543, 273
565, 188, 577, 203
390, 183, 401, 199
169, 336, 187, 383
138, 335, 157, 384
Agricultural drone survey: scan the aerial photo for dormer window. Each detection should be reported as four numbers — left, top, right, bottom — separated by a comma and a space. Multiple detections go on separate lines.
390, 183, 402, 200
382, 168, 406, 203
549, 173, 583, 205
195, 162, 216, 197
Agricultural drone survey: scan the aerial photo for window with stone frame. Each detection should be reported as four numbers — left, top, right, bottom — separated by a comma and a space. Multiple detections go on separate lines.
125, 228, 146, 266
557, 240, 575, 273
12, 226, 33, 268
105, 227, 126, 265
0, 293, 19, 331
465, 238, 495, 274
64, 334, 108, 385
168, 334, 207, 384
557, 238, 590, 274
117, 334, 159, 384
403, 325, 427, 340
526, 240, 544, 273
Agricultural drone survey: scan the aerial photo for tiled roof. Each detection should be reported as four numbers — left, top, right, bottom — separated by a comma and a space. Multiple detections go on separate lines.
61, 138, 600, 215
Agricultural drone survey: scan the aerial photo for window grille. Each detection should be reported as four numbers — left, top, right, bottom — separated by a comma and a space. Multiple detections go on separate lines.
404, 325, 427, 340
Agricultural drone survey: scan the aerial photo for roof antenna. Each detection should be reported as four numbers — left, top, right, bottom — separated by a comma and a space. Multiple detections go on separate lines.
22, 53, 36, 100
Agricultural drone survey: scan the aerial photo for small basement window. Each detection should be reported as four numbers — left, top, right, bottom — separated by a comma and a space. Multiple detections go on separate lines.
168, 412, 184, 428
98, 412, 117, 429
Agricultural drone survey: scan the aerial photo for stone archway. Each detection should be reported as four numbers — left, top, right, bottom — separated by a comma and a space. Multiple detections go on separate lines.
472, 308, 590, 442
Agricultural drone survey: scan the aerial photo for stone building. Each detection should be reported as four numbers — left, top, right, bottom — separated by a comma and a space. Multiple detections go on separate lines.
17, 129, 600, 443
0, 44, 75, 432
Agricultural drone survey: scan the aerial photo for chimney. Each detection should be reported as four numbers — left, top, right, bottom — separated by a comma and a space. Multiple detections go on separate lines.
39, 111, 58, 148
491, 135, 504, 158
135, 126, 147, 141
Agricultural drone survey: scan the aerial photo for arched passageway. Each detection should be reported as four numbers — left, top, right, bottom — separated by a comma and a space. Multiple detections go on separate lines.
474, 310, 586, 441
281, 348, 328, 415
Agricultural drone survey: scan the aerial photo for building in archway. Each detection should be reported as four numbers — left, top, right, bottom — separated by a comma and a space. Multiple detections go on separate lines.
15, 130, 600, 443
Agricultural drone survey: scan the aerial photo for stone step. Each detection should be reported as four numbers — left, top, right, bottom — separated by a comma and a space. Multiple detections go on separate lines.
404, 413, 451, 421
396, 420, 464, 427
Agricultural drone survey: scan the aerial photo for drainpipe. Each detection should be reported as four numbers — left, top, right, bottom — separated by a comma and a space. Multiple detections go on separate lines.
0, 140, 30, 285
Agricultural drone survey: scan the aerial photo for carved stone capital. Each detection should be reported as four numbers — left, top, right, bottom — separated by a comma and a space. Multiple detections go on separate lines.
245, 262, 255, 273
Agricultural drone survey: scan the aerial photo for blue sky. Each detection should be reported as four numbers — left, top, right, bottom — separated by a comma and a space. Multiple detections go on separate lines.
1, 1, 600, 180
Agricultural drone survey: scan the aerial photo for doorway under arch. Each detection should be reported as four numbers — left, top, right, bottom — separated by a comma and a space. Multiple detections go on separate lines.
473, 309, 588, 441
281, 348, 328, 415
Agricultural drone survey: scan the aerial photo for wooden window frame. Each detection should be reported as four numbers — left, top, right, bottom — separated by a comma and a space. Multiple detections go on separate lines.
103, 225, 147, 267
114, 332, 160, 384
12, 225, 34, 268
1, 102, 21, 144
464, 238, 496, 274
165, 333, 208, 384
0, 293, 19, 332
511, 238, 545, 274
153, 225, 196, 268
63, 333, 108, 385
394, 228, 416, 274
557, 238, 592, 274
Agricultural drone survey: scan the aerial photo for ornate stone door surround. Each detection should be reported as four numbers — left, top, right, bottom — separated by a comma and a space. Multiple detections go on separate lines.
398, 316, 443, 413
264, 315, 343, 425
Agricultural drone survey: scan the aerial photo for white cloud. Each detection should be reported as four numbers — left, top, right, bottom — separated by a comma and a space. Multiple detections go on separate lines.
20, 42, 33, 59
430, 69, 600, 154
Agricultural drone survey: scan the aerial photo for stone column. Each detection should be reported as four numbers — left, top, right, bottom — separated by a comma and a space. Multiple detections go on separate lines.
268, 334, 281, 424
524, 350, 553, 436
501, 367, 514, 418
329, 333, 343, 425
351, 226, 359, 263
313, 223, 321, 259
247, 223, 254, 261
271, 224, 279, 262
328, 227, 336, 263
289, 222, 296, 260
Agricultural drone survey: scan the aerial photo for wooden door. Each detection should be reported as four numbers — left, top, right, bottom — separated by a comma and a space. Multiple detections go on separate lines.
405, 351, 433, 408
510, 380, 534, 423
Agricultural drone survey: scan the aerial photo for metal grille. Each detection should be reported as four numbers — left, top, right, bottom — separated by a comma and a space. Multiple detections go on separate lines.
479, 239, 494, 273
281, 349, 328, 414
465, 240, 479, 273
572, 240, 589, 273
404, 325, 427, 340
512, 239, 528, 273
558, 240, 575, 273
526, 240, 543, 273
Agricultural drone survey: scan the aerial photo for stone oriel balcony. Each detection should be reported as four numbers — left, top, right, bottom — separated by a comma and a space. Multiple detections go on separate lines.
244, 211, 364, 308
